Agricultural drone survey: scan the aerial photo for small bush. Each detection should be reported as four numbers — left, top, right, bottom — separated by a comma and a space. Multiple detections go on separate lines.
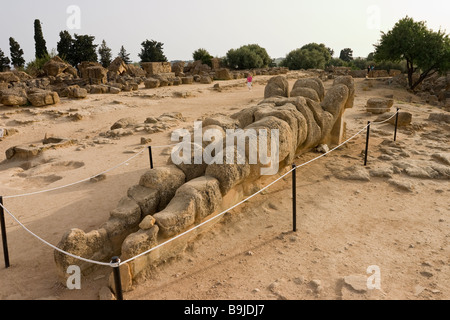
25, 50, 56, 77
224, 44, 271, 70
193, 48, 213, 67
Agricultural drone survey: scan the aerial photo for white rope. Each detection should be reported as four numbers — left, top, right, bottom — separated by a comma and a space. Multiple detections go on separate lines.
150, 143, 179, 149
0, 201, 112, 267
119, 121, 371, 266
364, 107, 399, 109
120, 169, 295, 265
1, 108, 399, 201
370, 110, 400, 125
2, 142, 182, 200
3, 147, 148, 199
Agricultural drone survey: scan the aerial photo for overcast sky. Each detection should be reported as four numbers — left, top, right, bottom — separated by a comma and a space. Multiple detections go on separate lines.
1, 0, 449, 64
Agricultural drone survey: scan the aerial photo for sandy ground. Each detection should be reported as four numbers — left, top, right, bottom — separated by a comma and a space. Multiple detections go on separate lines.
0, 73, 448, 301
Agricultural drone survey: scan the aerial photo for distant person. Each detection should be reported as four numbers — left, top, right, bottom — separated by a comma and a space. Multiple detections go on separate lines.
247, 73, 253, 91
369, 65, 375, 78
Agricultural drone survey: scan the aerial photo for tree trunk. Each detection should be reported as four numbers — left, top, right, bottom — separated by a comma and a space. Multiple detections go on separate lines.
406, 60, 414, 89
411, 69, 437, 91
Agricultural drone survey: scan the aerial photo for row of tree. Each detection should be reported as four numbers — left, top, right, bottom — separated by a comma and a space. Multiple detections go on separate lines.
0, 38, 25, 70
206, 16, 449, 90
1, 16, 449, 90
0, 19, 169, 73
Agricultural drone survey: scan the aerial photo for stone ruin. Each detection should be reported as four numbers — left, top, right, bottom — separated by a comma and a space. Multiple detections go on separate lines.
407, 72, 450, 109
53, 75, 355, 294
0, 56, 291, 109
142, 60, 289, 90
326, 66, 402, 79
5, 137, 76, 160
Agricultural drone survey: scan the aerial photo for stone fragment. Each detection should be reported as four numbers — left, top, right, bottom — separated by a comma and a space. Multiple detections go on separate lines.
127, 185, 159, 216
343, 275, 368, 293
388, 178, 414, 192
264, 76, 289, 99
375, 112, 412, 126
333, 76, 355, 109
121, 226, 159, 260
139, 165, 186, 210
366, 98, 394, 114
334, 165, 371, 181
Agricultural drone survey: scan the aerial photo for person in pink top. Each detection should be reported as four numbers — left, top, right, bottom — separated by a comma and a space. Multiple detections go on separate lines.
247, 73, 253, 91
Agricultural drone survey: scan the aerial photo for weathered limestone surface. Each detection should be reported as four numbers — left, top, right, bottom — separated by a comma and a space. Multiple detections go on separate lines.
6, 137, 75, 160
54, 75, 355, 295
366, 98, 394, 114
141, 62, 172, 77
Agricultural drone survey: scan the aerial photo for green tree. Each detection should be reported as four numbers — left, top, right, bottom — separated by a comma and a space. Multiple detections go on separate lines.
224, 44, 271, 69
300, 43, 332, 64
374, 16, 450, 90
138, 40, 167, 63
339, 48, 353, 62
34, 19, 48, 59
281, 48, 324, 70
348, 57, 369, 70
246, 44, 272, 67
328, 57, 348, 68
9, 37, 25, 69
69, 34, 98, 66
193, 48, 213, 67
0, 48, 11, 71
118, 45, 131, 64
98, 40, 112, 68
281, 43, 333, 70
57, 30, 73, 62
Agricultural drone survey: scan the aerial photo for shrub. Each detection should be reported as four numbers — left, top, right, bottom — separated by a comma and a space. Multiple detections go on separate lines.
193, 48, 213, 67
281, 48, 326, 70
224, 44, 271, 69
281, 43, 332, 70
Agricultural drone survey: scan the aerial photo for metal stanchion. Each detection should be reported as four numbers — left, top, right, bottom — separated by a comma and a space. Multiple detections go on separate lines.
292, 164, 297, 232
148, 146, 154, 169
394, 108, 400, 142
0, 196, 10, 268
111, 256, 123, 300
364, 121, 371, 166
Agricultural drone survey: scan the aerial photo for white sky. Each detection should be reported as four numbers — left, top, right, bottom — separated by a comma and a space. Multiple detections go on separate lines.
1, 0, 449, 64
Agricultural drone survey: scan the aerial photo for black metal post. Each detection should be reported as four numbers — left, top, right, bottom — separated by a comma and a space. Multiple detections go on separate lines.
111, 256, 123, 300
0, 196, 10, 268
394, 108, 400, 142
148, 146, 154, 169
364, 121, 371, 166
292, 164, 297, 232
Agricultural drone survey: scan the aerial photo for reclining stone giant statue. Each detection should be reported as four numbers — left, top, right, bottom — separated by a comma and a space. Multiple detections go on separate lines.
54, 75, 355, 290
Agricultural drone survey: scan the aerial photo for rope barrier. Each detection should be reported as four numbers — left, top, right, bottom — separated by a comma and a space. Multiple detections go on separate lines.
0, 201, 112, 267
2, 143, 179, 200
119, 121, 373, 266
0, 110, 400, 269
370, 110, 400, 125
1, 109, 399, 200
